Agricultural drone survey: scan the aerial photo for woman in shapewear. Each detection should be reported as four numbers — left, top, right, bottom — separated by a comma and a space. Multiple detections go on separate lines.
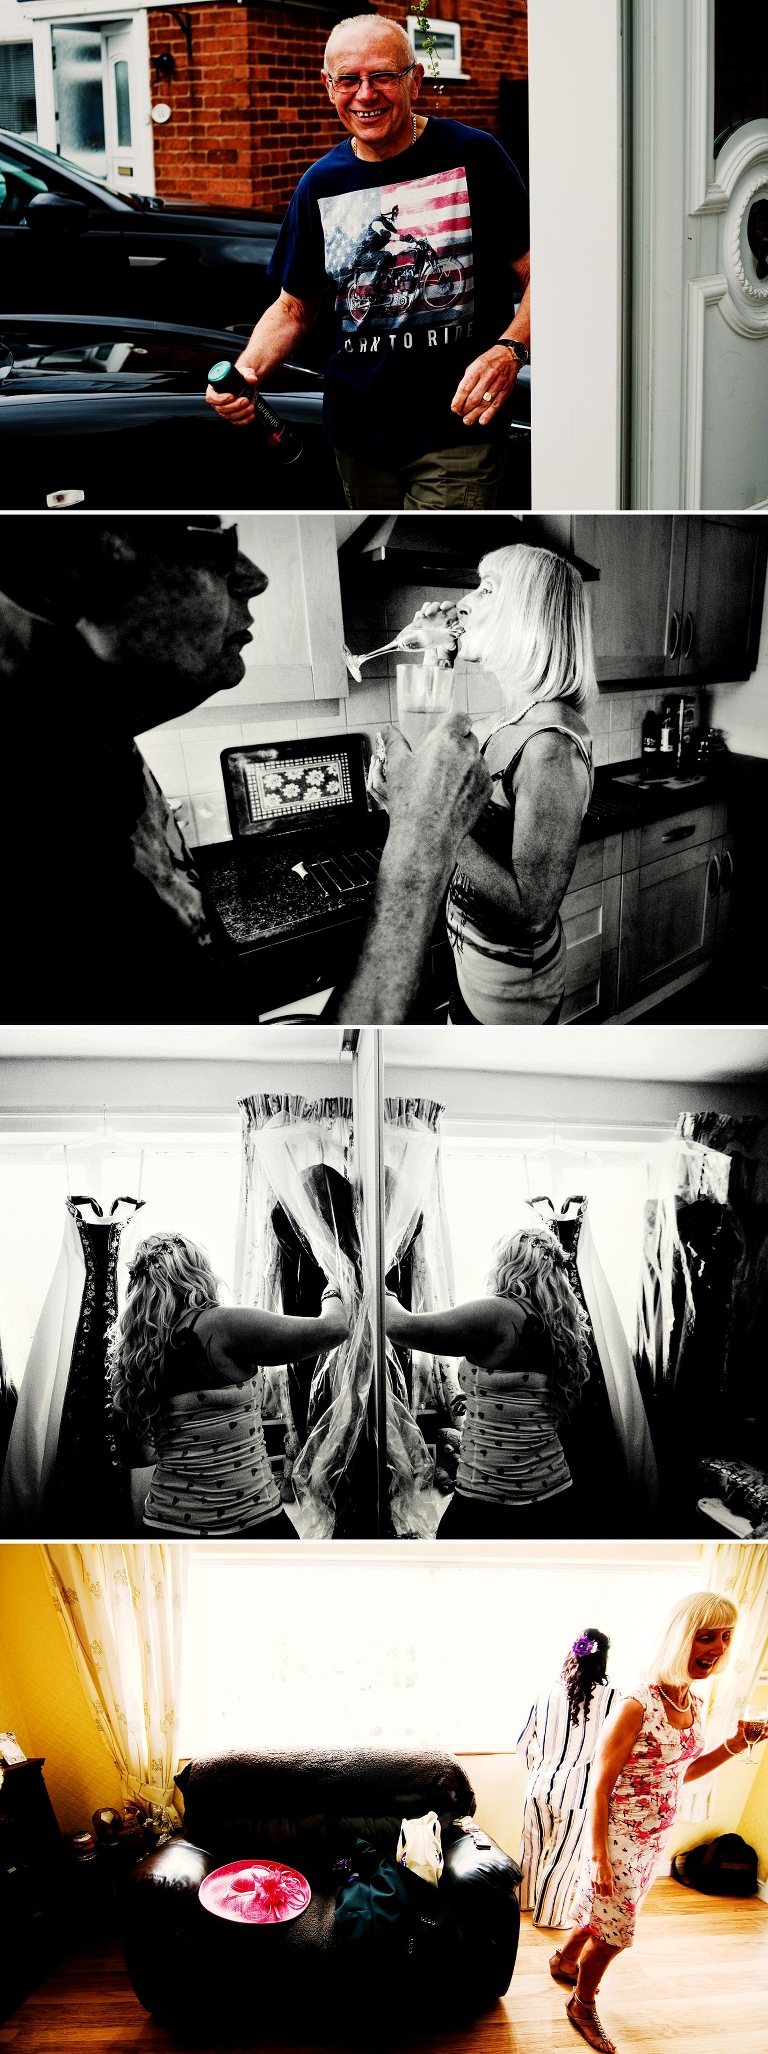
518, 1629, 617, 1930
385, 1221, 592, 1538
552, 1590, 765, 2054
403, 543, 596, 1024
110, 1231, 348, 1537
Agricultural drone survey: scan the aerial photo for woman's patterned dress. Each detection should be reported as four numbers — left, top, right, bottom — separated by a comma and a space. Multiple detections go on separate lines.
569, 1683, 703, 1947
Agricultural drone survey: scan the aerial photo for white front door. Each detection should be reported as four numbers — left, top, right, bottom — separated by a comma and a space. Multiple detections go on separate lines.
47, 14, 152, 193
630, 0, 768, 510
104, 27, 135, 187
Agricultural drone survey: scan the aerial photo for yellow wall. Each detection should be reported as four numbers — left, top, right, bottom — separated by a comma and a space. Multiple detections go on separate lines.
739, 1744, 768, 1880
0, 1545, 121, 1834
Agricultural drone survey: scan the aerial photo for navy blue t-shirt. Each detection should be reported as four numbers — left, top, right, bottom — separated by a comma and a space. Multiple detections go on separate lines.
267, 118, 529, 466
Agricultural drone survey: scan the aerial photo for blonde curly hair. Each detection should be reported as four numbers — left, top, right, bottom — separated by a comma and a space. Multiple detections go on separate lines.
109, 1231, 221, 1439
485, 1224, 591, 1420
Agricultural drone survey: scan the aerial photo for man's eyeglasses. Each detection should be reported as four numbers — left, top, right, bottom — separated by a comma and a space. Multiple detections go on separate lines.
182, 520, 239, 573
326, 65, 416, 96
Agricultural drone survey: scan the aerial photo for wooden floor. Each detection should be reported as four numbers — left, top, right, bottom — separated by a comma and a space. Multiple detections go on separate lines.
1, 1881, 766, 2054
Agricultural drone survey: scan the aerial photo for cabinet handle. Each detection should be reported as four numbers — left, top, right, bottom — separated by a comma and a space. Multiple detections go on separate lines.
668, 611, 680, 660
707, 852, 721, 897
661, 823, 696, 842
721, 849, 733, 891
682, 612, 694, 661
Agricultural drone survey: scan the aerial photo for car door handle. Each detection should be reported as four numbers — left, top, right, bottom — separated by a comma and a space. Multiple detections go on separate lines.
128, 254, 167, 266
46, 488, 85, 508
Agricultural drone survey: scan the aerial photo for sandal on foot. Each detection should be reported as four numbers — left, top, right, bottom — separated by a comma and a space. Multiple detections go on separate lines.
566, 1994, 616, 2054
549, 1949, 578, 1985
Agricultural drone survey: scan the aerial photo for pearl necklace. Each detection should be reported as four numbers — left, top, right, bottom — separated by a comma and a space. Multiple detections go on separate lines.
351, 114, 418, 158
658, 1682, 691, 1713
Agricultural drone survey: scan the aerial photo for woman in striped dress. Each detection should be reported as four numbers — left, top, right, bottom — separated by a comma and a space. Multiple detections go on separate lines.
385, 1222, 591, 1538
109, 1231, 348, 1537
518, 1629, 616, 1929
409, 545, 596, 1025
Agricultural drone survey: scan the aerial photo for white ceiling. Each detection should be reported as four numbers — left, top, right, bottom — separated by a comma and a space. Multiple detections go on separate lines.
382, 1026, 768, 1084
0, 1025, 765, 1087
0, 1027, 349, 1064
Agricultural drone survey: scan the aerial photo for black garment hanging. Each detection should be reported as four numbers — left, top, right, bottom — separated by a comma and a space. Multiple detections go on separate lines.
45, 1195, 145, 1537
530, 1196, 626, 1534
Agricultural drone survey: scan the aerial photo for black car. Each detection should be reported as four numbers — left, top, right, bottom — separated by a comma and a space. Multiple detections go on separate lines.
0, 313, 343, 508
0, 128, 282, 331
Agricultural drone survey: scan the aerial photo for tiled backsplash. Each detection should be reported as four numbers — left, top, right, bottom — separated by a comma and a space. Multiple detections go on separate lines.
137, 569, 708, 848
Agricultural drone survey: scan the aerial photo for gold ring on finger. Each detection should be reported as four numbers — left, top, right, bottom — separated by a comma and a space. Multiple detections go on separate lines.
483, 391, 494, 404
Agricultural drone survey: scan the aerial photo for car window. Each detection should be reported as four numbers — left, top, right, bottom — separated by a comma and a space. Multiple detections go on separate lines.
0, 154, 48, 222
0, 329, 220, 391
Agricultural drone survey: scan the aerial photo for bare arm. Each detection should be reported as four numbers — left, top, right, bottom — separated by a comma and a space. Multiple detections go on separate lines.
200, 1299, 348, 1377
328, 721, 491, 1025
456, 730, 589, 938
385, 1294, 520, 1365
205, 289, 320, 424
587, 1699, 645, 1894
452, 248, 530, 429
684, 1720, 760, 1781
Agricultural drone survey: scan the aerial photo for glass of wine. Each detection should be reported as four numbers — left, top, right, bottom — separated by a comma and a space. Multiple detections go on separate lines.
742, 1704, 766, 1760
395, 662, 456, 750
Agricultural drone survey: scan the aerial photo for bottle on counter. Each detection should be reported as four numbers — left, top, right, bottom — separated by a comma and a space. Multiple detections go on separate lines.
660, 699, 676, 758
676, 698, 696, 773
641, 707, 661, 773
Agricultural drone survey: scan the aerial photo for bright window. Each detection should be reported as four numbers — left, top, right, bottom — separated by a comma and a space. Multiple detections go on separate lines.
0, 1129, 241, 1389
441, 1129, 657, 1344
180, 1545, 702, 1756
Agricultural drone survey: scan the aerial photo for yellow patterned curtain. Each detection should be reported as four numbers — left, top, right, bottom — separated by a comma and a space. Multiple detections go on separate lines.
42, 1542, 186, 1823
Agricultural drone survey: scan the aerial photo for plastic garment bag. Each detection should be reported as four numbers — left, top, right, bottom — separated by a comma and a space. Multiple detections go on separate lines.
235, 1095, 369, 1537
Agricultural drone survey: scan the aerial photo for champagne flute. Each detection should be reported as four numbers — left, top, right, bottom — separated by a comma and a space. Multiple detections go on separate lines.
742, 1704, 766, 1760
342, 636, 412, 683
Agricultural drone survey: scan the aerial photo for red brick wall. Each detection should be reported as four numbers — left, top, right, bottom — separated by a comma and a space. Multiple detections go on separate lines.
147, 1, 527, 213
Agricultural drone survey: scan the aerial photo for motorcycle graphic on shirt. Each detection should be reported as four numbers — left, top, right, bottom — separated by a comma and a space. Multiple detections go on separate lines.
319, 167, 474, 335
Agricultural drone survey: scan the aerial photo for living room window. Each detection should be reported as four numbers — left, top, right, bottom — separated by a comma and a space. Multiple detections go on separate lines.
180, 1545, 701, 1756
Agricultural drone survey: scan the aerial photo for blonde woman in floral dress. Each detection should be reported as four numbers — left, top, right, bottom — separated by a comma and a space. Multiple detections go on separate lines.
552, 1590, 765, 2054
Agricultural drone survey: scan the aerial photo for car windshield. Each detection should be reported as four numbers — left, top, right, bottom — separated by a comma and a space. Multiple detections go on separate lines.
0, 330, 217, 387
0, 133, 158, 209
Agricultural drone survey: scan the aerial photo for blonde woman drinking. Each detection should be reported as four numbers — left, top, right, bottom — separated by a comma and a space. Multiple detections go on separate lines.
553, 1590, 764, 2054
408, 543, 597, 1024
110, 1231, 348, 1538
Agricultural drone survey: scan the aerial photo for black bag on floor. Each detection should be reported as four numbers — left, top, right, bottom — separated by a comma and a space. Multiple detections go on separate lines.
672, 1834, 758, 1897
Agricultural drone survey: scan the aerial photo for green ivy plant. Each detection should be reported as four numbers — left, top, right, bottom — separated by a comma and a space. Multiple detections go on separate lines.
414, 1, 443, 89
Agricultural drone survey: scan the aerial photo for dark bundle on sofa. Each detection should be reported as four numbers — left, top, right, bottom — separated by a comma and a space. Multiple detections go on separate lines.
122, 1748, 521, 2036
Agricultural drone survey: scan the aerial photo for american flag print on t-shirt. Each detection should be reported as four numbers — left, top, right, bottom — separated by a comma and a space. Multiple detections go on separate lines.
319, 167, 474, 333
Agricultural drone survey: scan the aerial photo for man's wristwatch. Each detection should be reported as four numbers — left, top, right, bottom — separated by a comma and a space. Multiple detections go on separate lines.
495, 339, 530, 366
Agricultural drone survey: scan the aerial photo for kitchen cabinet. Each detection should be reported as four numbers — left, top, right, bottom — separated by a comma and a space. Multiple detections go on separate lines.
201, 515, 349, 712
572, 516, 767, 689
560, 836, 623, 1023
616, 799, 729, 1013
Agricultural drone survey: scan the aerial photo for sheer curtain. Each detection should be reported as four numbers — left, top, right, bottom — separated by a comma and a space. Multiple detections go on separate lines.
680, 1539, 768, 1821
235, 1095, 369, 1538
382, 1098, 457, 1535
43, 1542, 185, 1824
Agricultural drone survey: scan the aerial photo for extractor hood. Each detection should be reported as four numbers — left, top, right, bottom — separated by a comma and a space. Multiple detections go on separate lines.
337, 515, 600, 588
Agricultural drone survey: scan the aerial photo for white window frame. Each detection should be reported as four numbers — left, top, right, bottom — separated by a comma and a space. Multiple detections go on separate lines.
406, 15, 467, 81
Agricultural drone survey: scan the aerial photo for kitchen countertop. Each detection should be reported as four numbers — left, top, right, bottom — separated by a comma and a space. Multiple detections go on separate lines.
581, 757, 730, 843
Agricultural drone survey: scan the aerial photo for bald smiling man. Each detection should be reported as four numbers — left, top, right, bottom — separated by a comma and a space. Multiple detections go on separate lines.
206, 13, 530, 511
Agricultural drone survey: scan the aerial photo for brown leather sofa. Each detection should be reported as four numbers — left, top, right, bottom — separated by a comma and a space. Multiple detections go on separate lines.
122, 1747, 521, 2035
